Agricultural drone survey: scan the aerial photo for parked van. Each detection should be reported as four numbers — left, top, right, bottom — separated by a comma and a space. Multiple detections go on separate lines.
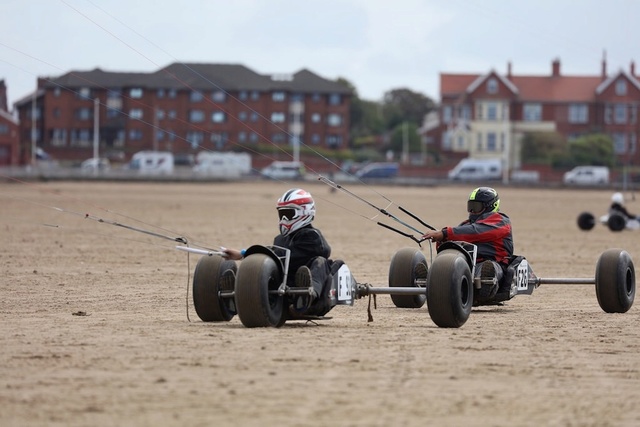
261, 161, 305, 180
354, 162, 399, 179
128, 151, 174, 175
563, 166, 609, 185
448, 158, 502, 181
193, 151, 252, 178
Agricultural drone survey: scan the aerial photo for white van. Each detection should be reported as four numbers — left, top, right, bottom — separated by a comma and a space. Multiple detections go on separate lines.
193, 152, 252, 178
261, 161, 305, 180
563, 166, 609, 185
448, 158, 502, 181
128, 151, 174, 175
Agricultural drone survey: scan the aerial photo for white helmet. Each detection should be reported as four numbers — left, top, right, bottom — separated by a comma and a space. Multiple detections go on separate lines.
276, 188, 315, 236
612, 192, 624, 205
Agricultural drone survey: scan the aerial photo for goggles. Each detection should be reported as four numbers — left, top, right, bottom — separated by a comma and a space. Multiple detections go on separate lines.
277, 207, 298, 221
467, 200, 485, 214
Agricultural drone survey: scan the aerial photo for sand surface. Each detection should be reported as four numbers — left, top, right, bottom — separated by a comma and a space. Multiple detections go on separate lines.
1, 180, 639, 427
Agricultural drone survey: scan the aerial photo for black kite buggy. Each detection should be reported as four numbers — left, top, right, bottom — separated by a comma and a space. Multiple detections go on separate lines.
180, 241, 635, 328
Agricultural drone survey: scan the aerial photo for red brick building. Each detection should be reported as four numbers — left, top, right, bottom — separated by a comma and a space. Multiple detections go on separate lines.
421, 58, 640, 173
13, 63, 352, 164
0, 80, 19, 166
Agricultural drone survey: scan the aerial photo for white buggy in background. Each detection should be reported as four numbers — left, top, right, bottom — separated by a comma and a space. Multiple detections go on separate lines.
185, 240, 635, 328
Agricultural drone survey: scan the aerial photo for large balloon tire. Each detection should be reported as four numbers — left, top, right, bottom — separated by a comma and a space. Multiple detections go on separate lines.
426, 249, 473, 328
607, 213, 626, 232
595, 248, 635, 313
388, 247, 428, 308
192, 256, 237, 322
577, 212, 595, 231
235, 253, 285, 327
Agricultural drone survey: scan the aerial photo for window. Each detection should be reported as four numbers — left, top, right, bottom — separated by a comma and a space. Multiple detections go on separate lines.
249, 132, 259, 143
238, 91, 248, 101
311, 113, 321, 123
327, 113, 342, 127
486, 78, 498, 94
312, 93, 321, 103
523, 103, 542, 122
250, 112, 259, 122
210, 132, 228, 148
157, 88, 165, 98
168, 110, 177, 120
614, 103, 627, 124
50, 128, 66, 146
186, 131, 203, 149
487, 132, 497, 151
459, 105, 471, 121
613, 133, 626, 154
189, 110, 205, 123
156, 109, 165, 120
128, 129, 143, 140
129, 88, 143, 99
476, 132, 483, 150
568, 104, 588, 123
238, 131, 247, 142
76, 108, 91, 120
272, 91, 286, 102
311, 134, 321, 144
0, 124, 7, 134
616, 79, 627, 96
71, 129, 92, 146
326, 134, 342, 148
190, 91, 204, 102
272, 132, 286, 143
53, 87, 61, 97
250, 91, 260, 101
442, 106, 452, 123
168, 89, 177, 99
211, 111, 226, 123
271, 112, 286, 123
238, 111, 248, 122
328, 94, 341, 106
78, 87, 92, 100
211, 90, 226, 102
129, 108, 143, 120
486, 103, 497, 120
156, 130, 164, 141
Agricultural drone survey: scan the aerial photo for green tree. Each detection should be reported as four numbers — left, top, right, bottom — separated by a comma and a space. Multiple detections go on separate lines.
521, 131, 567, 164
382, 88, 436, 129
568, 134, 614, 167
388, 122, 421, 153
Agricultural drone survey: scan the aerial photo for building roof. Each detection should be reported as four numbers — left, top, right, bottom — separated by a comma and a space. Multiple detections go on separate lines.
440, 61, 640, 102
40, 63, 351, 94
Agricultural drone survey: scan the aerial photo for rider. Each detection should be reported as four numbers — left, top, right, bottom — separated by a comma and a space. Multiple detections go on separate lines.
421, 187, 514, 302
610, 192, 638, 220
224, 188, 336, 317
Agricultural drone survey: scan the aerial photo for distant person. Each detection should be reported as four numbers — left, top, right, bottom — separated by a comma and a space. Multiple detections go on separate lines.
421, 187, 514, 302
610, 192, 638, 220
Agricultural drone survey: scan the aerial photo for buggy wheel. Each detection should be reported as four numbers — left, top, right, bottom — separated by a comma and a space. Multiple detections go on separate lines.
595, 249, 635, 313
577, 212, 595, 231
235, 253, 284, 327
607, 213, 626, 232
388, 247, 427, 308
192, 256, 237, 322
426, 249, 473, 328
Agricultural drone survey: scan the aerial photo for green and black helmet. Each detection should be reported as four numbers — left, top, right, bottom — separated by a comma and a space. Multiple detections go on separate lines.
467, 187, 500, 215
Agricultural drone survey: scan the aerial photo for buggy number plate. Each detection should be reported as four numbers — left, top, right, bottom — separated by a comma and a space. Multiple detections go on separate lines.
516, 260, 529, 291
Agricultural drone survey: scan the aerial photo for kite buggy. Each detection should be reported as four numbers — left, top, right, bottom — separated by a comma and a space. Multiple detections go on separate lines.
179, 241, 635, 328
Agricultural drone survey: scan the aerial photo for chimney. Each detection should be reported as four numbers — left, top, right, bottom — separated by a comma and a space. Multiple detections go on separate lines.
601, 51, 607, 79
507, 61, 512, 79
631, 61, 636, 77
0, 80, 6, 112
552, 59, 561, 77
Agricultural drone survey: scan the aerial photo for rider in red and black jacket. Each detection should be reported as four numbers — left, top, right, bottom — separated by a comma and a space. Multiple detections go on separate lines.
422, 187, 514, 300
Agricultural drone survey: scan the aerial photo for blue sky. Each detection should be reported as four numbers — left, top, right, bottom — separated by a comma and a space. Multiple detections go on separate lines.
1, 0, 639, 107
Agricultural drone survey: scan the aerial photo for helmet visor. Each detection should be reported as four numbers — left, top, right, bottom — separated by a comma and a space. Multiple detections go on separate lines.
467, 200, 485, 214
277, 207, 297, 221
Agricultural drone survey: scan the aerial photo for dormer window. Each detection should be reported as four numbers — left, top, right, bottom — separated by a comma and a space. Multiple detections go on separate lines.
616, 79, 627, 96
487, 78, 498, 94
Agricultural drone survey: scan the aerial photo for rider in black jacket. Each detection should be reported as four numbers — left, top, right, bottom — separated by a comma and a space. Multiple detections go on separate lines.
224, 188, 335, 316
